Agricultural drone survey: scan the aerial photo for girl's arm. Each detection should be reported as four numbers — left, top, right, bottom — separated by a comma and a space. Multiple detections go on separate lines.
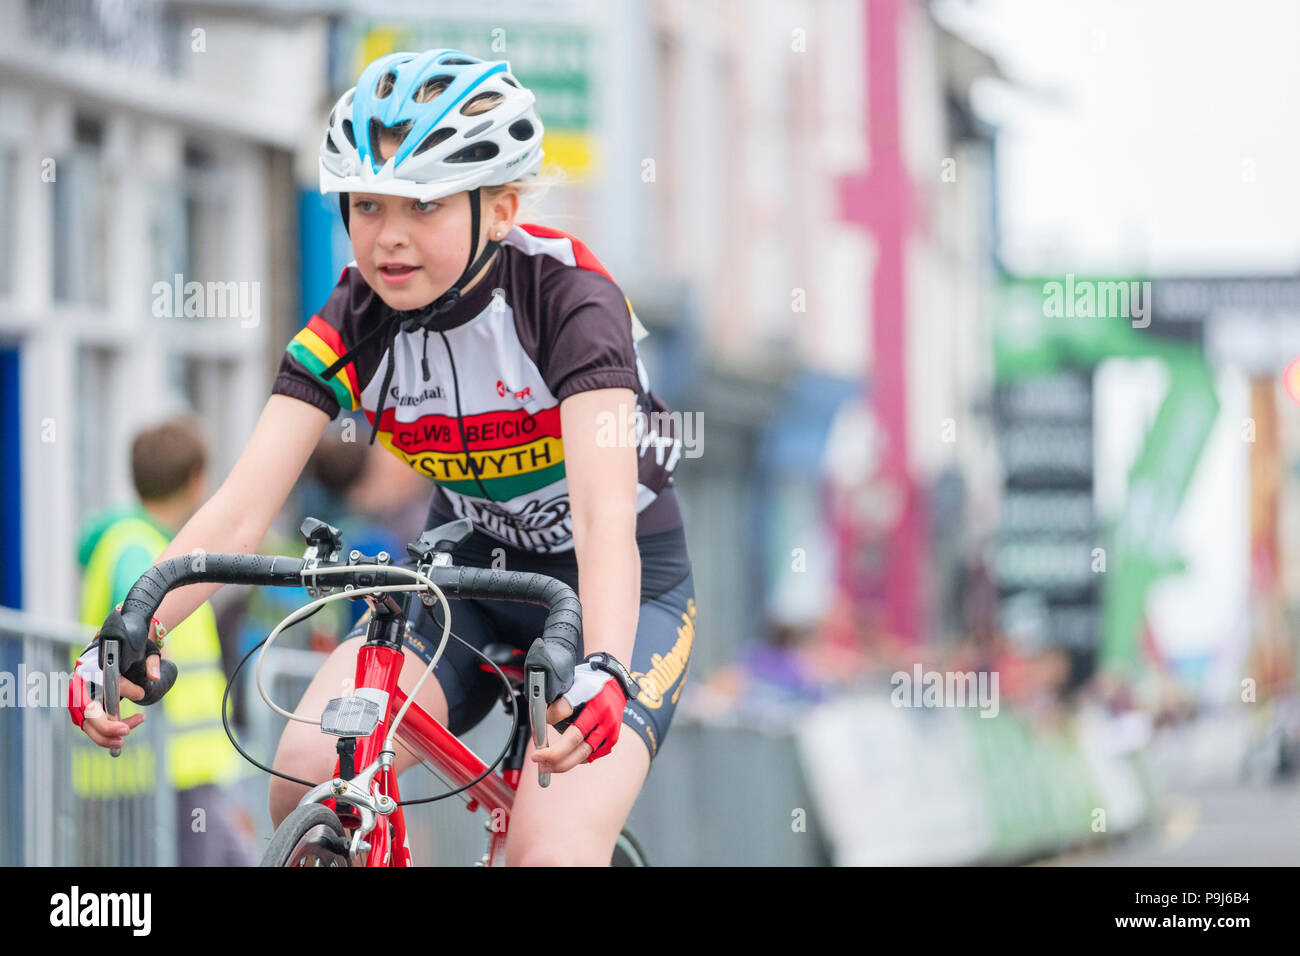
150, 394, 331, 632
560, 387, 641, 666
528, 387, 641, 772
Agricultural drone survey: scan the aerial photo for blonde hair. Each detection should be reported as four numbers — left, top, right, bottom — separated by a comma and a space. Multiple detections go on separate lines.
482, 166, 567, 224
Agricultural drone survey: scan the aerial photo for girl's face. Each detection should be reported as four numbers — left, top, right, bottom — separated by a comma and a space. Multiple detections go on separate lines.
348, 189, 485, 311
348, 135, 518, 309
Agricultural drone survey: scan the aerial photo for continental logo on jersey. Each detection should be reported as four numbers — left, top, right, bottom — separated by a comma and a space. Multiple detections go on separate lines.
286, 316, 362, 411
632, 598, 696, 710
368, 405, 566, 500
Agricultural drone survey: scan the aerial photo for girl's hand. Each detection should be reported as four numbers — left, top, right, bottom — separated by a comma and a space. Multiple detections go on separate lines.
69, 633, 162, 750
529, 663, 629, 773
79, 702, 147, 751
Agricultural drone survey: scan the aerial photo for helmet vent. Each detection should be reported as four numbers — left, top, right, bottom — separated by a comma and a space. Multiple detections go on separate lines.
344, 89, 355, 106
464, 120, 493, 139
413, 75, 454, 104
460, 92, 504, 116
413, 127, 456, 156
508, 119, 534, 141
375, 71, 397, 99
324, 132, 340, 153
370, 118, 413, 162
341, 119, 356, 147
439, 55, 478, 65
502, 76, 520, 88
445, 141, 500, 164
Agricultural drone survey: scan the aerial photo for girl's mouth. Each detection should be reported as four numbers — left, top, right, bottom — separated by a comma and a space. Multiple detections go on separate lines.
378, 264, 420, 285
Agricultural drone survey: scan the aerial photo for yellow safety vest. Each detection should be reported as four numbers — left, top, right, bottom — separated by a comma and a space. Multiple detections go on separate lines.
74, 515, 243, 795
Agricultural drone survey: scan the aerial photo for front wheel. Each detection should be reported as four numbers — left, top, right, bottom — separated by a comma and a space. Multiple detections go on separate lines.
611, 828, 649, 866
261, 804, 353, 867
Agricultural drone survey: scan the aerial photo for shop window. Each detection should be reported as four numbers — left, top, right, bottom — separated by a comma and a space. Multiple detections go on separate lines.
52, 115, 110, 306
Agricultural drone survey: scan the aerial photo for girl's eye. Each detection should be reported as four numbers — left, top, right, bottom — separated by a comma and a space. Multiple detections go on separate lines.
352, 199, 378, 213
413, 200, 440, 212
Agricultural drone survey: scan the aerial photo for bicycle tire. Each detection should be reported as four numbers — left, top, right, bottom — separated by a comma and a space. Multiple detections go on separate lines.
611, 827, 650, 867
260, 804, 353, 867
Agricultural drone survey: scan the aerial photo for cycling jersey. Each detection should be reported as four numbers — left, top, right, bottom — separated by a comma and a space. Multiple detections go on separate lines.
273, 224, 683, 554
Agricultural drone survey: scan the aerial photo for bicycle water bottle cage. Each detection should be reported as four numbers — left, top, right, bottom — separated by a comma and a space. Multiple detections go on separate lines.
301, 516, 344, 598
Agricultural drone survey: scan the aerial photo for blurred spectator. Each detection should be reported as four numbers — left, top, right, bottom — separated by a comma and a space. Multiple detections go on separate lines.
74, 416, 252, 866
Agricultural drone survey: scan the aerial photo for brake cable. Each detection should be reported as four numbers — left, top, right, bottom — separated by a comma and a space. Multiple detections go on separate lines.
220, 574, 519, 803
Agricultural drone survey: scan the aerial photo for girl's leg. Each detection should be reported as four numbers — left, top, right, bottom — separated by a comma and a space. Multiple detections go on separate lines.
505, 731, 652, 866
504, 574, 696, 866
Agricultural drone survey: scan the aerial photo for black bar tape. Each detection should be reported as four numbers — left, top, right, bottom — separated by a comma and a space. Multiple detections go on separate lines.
427, 566, 583, 701
112, 554, 308, 666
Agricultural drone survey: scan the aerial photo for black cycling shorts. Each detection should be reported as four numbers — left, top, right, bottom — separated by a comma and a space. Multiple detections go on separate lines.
345, 515, 696, 763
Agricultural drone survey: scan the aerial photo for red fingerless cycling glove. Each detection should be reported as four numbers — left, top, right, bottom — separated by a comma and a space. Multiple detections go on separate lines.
573, 678, 628, 761
560, 662, 631, 763
68, 673, 90, 729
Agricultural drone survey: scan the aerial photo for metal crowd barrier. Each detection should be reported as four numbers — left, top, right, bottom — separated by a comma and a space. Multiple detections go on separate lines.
0, 607, 177, 866
0, 609, 499, 866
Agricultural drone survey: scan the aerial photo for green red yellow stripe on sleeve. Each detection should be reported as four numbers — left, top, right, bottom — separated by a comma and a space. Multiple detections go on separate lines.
285, 316, 361, 411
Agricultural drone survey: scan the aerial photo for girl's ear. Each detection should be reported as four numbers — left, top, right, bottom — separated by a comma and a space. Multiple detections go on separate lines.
493, 189, 521, 232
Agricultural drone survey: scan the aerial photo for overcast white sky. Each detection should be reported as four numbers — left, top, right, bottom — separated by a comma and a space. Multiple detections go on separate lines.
939, 0, 1300, 277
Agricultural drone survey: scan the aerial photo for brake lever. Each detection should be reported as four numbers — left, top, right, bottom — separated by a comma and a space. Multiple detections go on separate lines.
103, 637, 122, 758
527, 668, 550, 789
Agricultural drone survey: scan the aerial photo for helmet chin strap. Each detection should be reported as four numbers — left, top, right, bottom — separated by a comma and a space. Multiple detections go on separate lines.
414, 185, 500, 326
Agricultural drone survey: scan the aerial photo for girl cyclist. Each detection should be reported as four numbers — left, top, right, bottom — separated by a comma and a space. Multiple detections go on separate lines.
73, 49, 696, 865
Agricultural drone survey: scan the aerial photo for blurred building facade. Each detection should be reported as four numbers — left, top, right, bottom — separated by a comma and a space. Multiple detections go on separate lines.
0, 0, 329, 615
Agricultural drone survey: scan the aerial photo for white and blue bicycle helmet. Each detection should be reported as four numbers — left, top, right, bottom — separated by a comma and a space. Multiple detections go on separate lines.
316, 49, 546, 447
320, 49, 544, 204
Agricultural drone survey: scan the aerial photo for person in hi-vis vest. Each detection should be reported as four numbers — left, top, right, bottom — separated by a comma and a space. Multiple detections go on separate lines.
73, 417, 251, 866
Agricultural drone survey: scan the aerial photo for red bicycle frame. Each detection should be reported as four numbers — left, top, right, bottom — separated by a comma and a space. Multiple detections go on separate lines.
316, 638, 525, 867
